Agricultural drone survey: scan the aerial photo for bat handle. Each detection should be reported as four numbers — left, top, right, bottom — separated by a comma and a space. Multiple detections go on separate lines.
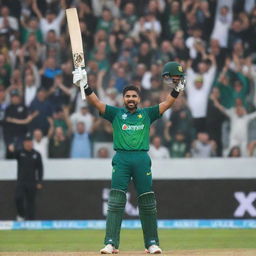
77, 67, 86, 100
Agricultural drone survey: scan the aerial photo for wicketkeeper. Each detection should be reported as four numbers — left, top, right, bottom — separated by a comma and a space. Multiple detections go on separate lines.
72, 61, 185, 254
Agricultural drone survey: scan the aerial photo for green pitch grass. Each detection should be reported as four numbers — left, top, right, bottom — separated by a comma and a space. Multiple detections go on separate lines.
0, 229, 255, 252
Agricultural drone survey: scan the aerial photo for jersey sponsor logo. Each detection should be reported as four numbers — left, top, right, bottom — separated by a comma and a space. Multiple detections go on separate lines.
137, 114, 143, 118
122, 124, 144, 131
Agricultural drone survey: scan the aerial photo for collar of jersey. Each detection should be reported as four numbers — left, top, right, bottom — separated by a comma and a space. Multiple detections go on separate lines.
123, 107, 140, 114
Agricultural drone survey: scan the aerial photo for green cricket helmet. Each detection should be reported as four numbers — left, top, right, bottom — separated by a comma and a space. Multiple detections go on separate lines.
162, 61, 185, 87
162, 61, 184, 77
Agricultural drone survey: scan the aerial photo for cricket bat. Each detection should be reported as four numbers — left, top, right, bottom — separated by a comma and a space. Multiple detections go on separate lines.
66, 8, 86, 100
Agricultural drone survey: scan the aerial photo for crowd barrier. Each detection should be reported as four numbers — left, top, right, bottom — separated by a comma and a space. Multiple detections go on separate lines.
0, 159, 255, 220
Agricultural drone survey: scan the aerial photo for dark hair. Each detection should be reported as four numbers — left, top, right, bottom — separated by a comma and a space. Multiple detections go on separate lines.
122, 85, 141, 97
228, 146, 241, 157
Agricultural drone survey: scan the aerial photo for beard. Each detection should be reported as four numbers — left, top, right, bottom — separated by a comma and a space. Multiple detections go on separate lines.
124, 100, 138, 111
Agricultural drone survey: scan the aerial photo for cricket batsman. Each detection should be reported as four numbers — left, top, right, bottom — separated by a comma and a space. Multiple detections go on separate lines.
72, 61, 185, 254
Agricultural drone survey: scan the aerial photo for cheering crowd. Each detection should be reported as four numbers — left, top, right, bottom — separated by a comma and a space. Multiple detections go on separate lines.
0, 0, 256, 159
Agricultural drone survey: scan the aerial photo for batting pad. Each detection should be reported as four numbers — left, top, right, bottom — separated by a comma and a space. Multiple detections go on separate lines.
104, 189, 126, 248
138, 192, 159, 248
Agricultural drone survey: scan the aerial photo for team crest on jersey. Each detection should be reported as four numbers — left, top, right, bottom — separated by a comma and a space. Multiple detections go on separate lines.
122, 113, 127, 120
137, 114, 142, 118
33, 154, 37, 159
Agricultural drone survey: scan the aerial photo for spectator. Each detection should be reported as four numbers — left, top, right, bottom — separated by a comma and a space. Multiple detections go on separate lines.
216, 59, 249, 109
211, 5, 232, 48
20, 17, 43, 44
169, 131, 190, 158
0, 54, 11, 88
22, 33, 45, 65
149, 136, 169, 159
0, 6, 19, 36
186, 26, 205, 60
29, 87, 53, 136
137, 42, 154, 70
96, 8, 113, 34
228, 146, 241, 157
97, 146, 110, 158
33, 128, 50, 160
164, 96, 194, 146
77, 2, 97, 52
70, 122, 91, 158
48, 126, 70, 158
32, 0, 66, 40
70, 105, 93, 134
122, 2, 137, 29
4, 89, 38, 158
24, 73, 39, 107
186, 56, 216, 133
191, 132, 216, 158
208, 39, 227, 72
48, 74, 71, 110
91, 118, 113, 143
52, 106, 72, 137
171, 31, 190, 60
228, 20, 245, 49
212, 96, 256, 156
40, 57, 61, 90
154, 40, 173, 64
162, 0, 186, 39
8, 39, 23, 70
206, 87, 227, 156
92, 0, 120, 18
44, 29, 61, 63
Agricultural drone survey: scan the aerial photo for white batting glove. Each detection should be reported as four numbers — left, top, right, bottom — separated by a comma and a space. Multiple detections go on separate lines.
174, 78, 186, 92
72, 68, 88, 89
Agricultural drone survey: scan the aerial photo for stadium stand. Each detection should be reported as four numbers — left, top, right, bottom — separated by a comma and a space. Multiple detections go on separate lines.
0, 0, 256, 159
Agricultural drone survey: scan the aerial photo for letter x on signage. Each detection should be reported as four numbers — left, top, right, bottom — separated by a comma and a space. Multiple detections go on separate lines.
234, 192, 256, 217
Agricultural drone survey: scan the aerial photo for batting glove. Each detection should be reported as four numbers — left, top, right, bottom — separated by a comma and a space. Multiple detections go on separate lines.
72, 68, 88, 89
174, 78, 186, 92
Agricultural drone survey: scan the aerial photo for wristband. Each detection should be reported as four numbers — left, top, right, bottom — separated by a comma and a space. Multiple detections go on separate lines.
170, 89, 179, 98
84, 85, 93, 96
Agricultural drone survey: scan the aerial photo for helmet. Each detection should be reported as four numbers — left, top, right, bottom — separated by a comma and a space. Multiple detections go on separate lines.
162, 61, 184, 77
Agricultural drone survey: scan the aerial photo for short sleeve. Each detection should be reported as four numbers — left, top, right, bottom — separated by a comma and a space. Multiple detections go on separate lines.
144, 105, 161, 123
101, 105, 119, 123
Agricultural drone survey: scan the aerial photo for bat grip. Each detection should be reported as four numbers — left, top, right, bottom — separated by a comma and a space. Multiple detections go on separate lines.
77, 67, 86, 100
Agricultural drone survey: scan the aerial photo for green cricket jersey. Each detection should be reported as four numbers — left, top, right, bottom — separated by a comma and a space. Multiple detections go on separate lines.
101, 105, 161, 151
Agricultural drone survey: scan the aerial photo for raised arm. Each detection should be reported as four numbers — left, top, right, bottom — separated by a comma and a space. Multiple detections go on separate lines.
73, 69, 106, 114
32, 0, 43, 20
210, 93, 229, 117
159, 92, 179, 115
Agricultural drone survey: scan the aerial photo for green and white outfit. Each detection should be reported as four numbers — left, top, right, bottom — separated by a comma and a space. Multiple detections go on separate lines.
101, 104, 161, 249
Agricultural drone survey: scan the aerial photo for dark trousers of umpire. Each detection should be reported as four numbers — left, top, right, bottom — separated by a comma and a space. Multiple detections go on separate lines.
15, 182, 37, 220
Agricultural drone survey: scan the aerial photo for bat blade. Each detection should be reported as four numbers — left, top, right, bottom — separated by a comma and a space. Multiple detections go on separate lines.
66, 8, 86, 99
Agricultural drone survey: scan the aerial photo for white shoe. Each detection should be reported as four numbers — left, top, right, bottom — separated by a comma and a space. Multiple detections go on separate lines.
146, 245, 162, 254
100, 244, 119, 254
